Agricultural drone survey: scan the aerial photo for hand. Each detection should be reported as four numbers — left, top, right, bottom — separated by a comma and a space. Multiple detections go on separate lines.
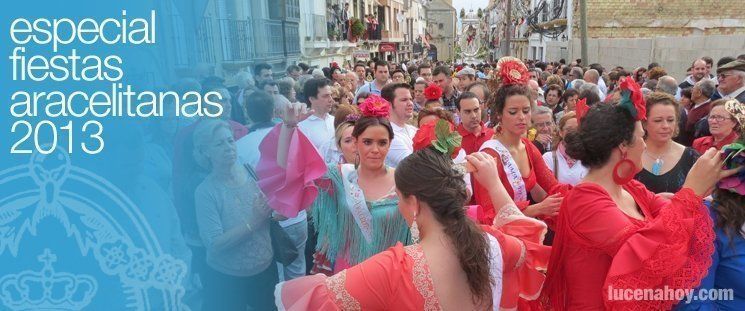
683, 148, 743, 197
524, 193, 562, 217
466, 152, 502, 189
272, 211, 289, 222
281, 101, 313, 127
536, 133, 553, 146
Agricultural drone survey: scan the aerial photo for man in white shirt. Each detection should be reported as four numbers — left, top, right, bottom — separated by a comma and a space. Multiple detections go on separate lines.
382, 83, 417, 167
298, 78, 336, 156
235, 93, 308, 281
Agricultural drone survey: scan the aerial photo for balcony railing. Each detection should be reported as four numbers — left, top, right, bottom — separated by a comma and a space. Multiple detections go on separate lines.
304, 13, 328, 41
196, 17, 216, 63
218, 18, 256, 61
284, 22, 301, 55
260, 19, 285, 58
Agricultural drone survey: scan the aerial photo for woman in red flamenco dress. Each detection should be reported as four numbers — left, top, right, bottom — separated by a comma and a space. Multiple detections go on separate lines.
472, 57, 569, 228
541, 78, 740, 310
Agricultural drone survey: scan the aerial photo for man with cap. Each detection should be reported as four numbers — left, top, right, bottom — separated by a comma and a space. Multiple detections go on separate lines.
717, 60, 745, 103
456, 67, 477, 91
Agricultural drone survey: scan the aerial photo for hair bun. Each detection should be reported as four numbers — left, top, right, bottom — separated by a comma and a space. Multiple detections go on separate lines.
563, 130, 587, 163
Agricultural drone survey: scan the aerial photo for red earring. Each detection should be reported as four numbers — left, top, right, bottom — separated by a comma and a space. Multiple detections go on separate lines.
613, 151, 636, 185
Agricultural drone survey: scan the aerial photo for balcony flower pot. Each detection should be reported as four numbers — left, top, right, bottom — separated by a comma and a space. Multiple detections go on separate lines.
349, 18, 365, 42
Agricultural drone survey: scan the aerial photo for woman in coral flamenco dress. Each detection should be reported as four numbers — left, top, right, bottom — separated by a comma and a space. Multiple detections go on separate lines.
541, 78, 740, 310
414, 118, 552, 311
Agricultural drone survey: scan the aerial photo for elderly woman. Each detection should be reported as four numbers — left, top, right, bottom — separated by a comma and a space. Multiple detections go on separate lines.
693, 99, 741, 154
635, 92, 700, 193
193, 119, 277, 310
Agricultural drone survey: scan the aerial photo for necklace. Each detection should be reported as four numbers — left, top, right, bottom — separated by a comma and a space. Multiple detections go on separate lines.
644, 144, 672, 175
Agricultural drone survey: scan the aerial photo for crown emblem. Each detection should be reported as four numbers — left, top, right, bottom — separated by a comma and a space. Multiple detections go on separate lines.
0, 249, 97, 311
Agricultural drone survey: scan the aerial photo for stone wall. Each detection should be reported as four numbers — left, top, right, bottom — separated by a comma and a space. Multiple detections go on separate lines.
573, 0, 745, 38
550, 35, 745, 81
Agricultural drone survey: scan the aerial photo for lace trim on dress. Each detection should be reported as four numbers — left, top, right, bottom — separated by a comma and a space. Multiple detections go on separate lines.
324, 270, 361, 310
493, 203, 525, 228
404, 244, 442, 311
602, 190, 715, 310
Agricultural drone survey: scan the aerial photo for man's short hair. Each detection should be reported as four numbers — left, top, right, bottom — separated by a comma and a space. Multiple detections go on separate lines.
245, 91, 275, 123
695, 79, 717, 98
374, 60, 389, 71
702, 56, 714, 67
286, 64, 300, 74
254, 63, 272, 75
302, 78, 332, 106
656, 76, 678, 96
455, 92, 479, 110
433, 65, 452, 77
532, 105, 553, 117
258, 80, 278, 90
381, 83, 412, 104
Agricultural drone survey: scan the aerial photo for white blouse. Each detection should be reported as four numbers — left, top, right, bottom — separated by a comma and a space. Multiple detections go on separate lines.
542, 151, 588, 186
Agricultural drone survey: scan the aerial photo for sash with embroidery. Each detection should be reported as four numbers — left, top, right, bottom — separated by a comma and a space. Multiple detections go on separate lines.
340, 164, 374, 242
479, 139, 528, 202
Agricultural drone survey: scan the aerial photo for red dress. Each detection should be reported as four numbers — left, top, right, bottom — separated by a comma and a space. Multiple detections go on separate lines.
542, 180, 714, 310
472, 137, 568, 225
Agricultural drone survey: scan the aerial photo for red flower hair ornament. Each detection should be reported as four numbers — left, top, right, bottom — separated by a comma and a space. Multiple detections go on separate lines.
496, 57, 530, 86
424, 83, 443, 101
360, 94, 391, 118
619, 76, 647, 121
413, 119, 462, 159
575, 98, 589, 124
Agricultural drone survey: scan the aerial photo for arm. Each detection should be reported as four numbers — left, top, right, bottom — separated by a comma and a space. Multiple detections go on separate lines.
256, 103, 327, 218
276, 245, 407, 310
195, 184, 270, 253
526, 139, 560, 193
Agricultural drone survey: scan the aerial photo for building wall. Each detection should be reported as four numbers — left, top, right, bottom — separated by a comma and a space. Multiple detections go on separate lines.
561, 34, 745, 80
426, 0, 456, 61
573, 0, 745, 38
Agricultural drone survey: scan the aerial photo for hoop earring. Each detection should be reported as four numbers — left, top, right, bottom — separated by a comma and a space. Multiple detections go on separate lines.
613, 151, 636, 185
410, 213, 420, 244
354, 153, 360, 169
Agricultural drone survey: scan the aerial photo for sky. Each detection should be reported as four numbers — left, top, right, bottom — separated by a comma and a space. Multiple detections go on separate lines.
452, 0, 490, 14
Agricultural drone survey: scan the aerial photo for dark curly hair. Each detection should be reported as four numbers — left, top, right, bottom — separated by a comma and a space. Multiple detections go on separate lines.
712, 188, 745, 246
564, 104, 637, 168
489, 84, 532, 126
395, 147, 493, 308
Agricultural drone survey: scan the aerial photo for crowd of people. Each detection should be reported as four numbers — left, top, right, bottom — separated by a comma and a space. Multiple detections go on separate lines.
150, 51, 745, 310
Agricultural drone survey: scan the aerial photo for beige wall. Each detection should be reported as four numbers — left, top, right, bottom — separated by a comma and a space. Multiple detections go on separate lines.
553, 35, 745, 80
574, 0, 745, 38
